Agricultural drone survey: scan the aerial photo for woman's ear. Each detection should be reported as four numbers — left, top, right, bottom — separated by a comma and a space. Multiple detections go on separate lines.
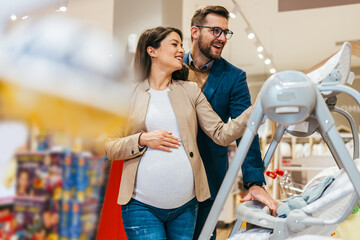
147, 46, 157, 58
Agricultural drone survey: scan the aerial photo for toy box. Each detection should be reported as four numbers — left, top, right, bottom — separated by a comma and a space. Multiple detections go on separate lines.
67, 200, 99, 240
13, 197, 60, 240
0, 202, 15, 240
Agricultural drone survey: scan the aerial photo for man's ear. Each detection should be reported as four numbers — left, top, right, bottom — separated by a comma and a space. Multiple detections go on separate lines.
190, 26, 199, 40
147, 46, 157, 58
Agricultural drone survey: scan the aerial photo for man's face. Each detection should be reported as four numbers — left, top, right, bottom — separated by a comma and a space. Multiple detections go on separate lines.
197, 13, 229, 60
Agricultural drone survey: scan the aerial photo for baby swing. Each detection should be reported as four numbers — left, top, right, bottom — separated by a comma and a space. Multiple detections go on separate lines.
198, 42, 360, 240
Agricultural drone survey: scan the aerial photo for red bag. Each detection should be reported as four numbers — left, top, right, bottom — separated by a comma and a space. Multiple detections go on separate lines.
97, 160, 127, 240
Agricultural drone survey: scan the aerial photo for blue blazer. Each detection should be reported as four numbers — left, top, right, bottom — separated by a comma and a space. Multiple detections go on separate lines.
184, 52, 265, 199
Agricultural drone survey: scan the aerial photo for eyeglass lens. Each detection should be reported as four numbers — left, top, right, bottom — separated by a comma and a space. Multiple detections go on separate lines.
213, 27, 232, 39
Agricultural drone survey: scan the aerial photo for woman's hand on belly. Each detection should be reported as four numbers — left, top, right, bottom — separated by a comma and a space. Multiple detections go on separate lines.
139, 130, 181, 152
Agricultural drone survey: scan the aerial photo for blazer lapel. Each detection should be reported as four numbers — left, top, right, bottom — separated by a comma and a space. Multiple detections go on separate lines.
203, 58, 225, 101
184, 52, 224, 101
129, 80, 150, 133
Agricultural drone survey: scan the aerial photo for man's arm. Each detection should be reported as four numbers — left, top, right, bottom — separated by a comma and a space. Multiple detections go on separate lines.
229, 70, 278, 215
229, 70, 265, 184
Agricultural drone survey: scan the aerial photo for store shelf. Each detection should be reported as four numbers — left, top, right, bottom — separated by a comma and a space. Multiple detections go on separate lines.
259, 126, 358, 199
280, 166, 330, 171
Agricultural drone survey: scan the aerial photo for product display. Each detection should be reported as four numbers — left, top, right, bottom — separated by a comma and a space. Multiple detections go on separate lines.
8, 151, 106, 240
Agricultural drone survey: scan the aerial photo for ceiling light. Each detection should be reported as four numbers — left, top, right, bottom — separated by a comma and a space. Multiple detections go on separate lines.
59, 6, 67, 12
22, 16, 28, 20
230, 3, 240, 19
10, 15, 17, 21
56, 1, 69, 12
235, 0, 277, 73
245, 28, 255, 40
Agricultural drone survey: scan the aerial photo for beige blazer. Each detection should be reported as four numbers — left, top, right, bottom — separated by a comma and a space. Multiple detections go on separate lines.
105, 79, 252, 205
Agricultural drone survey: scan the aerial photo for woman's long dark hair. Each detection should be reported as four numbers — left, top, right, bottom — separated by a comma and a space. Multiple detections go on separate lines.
134, 26, 188, 81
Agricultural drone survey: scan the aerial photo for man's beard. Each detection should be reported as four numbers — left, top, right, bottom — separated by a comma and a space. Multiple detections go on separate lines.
198, 34, 223, 60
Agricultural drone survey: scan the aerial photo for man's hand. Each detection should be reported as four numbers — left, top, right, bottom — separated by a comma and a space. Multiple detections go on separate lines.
240, 186, 279, 216
139, 130, 181, 152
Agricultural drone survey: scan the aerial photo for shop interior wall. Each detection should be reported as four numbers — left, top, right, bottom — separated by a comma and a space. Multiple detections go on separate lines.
113, 0, 182, 55
66, 0, 114, 33
112, 0, 183, 78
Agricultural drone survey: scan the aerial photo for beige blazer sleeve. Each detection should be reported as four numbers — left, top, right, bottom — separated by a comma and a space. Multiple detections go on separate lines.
190, 83, 252, 146
105, 132, 147, 161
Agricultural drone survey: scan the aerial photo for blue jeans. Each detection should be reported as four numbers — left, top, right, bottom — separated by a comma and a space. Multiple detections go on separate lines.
121, 198, 198, 240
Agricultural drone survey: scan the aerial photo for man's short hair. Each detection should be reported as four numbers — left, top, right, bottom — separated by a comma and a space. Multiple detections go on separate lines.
191, 5, 229, 27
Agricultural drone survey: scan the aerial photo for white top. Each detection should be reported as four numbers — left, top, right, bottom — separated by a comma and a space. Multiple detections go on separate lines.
134, 88, 195, 209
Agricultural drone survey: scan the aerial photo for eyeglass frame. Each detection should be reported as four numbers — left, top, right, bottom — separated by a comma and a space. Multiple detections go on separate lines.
195, 25, 233, 40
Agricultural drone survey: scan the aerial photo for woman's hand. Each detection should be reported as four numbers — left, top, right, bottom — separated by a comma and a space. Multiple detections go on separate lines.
139, 130, 181, 152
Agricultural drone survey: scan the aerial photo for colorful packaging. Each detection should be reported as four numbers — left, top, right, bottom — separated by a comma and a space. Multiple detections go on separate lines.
72, 155, 87, 202
59, 200, 70, 240
85, 156, 105, 201
0, 203, 15, 240
72, 155, 105, 202
69, 200, 99, 240
62, 154, 74, 200
14, 151, 106, 239
13, 197, 60, 240
16, 153, 47, 198
16, 152, 66, 199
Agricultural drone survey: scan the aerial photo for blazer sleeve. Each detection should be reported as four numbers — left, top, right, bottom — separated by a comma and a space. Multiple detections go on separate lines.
191, 83, 253, 146
105, 132, 147, 161
229, 71, 265, 185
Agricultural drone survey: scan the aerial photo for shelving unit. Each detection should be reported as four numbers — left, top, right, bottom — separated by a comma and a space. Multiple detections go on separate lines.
260, 127, 359, 199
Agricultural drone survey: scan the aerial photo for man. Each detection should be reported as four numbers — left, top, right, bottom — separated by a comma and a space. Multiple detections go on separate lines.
184, 6, 278, 239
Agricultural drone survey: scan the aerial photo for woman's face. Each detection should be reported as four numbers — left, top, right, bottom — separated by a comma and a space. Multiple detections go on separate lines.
151, 31, 184, 73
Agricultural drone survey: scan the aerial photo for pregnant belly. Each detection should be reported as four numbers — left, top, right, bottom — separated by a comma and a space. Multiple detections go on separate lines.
135, 147, 195, 209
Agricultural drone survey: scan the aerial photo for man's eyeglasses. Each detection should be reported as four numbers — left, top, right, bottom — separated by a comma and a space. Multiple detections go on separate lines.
196, 26, 233, 40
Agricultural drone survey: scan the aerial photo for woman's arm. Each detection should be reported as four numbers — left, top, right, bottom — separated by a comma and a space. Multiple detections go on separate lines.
105, 132, 145, 161
192, 84, 253, 146
105, 130, 181, 160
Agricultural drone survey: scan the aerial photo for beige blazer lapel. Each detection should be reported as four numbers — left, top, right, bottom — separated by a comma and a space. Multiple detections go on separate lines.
168, 81, 186, 139
167, 80, 196, 155
127, 80, 150, 135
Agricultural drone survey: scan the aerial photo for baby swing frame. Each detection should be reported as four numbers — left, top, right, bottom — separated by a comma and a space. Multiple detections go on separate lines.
199, 42, 360, 240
